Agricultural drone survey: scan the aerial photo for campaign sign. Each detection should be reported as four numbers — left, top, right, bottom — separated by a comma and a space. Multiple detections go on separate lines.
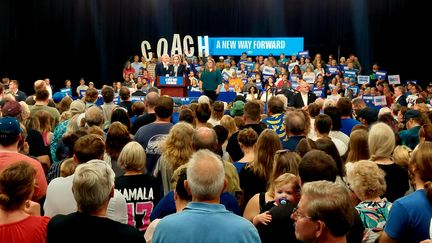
376, 71, 387, 80
208, 37, 304, 56
159, 76, 184, 86
313, 87, 323, 97
288, 62, 299, 72
262, 66, 276, 76
222, 70, 232, 81
303, 74, 315, 84
290, 74, 300, 83
244, 62, 255, 70
344, 70, 356, 79
357, 75, 370, 84
388, 75, 401, 85
80, 90, 86, 97
328, 67, 339, 75
60, 88, 72, 95
374, 95, 387, 106
298, 50, 310, 58
362, 95, 374, 106
131, 96, 145, 102
256, 82, 263, 90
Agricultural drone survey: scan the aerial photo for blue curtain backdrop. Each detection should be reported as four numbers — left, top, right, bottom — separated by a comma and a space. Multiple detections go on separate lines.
0, 0, 427, 93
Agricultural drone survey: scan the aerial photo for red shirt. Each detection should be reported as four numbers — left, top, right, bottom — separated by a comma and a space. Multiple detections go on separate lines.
0, 215, 50, 243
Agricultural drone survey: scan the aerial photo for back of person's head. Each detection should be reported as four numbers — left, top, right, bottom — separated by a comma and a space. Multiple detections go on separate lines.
175, 168, 192, 201
192, 127, 218, 152
195, 103, 211, 123
211, 101, 225, 120
315, 114, 332, 134
237, 127, 258, 148
213, 125, 228, 146
244, 101, 261, 122
393, 145, 412, 169
186, 150, 225, 201
73, 160, 115, 213
346, 129, 369, 163
106, 121, 131, 160
300, 180, 354, 237
307, 103, 320, 118
272, 150, 301, 179
411, 142, 432, 203
249, 129, 281, 180
299, 150, 338, 184
323, 106, 342, 131
73, 134, 105, 164
295, 138, 317, 158
420, 124, 432, 142
178, 108, 195, 125
285, 110, 306, 135
132, 101, 145, 116
110, 107, 131, 130
117, 141, 146, 172
368, 122, 395, 160
119, 87, 130, 101
346, 160, 386, 201
85, 106, 104, 127
220, 115, 237, 137
336, 97, 353, 117
145, 91, 160, 108
35, 89, 49, 101
84, 88, 99, 103
0, 162, 35, 211
315, 138, 344, 177
101, 86, 115, 103
267, 96, 284, 115
0, 117, 21, 147
155, 96, 173, 119
162, 122, 195, 170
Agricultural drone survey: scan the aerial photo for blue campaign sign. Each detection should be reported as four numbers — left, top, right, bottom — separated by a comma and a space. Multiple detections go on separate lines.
357, 75, 370, 84
159, 76, 184, 86
208, 37, 304, 56
362, 95, 375, 106
298, 50, 309, 58
344, 70, 356, 78
244, 61, 255, 70
312, 87, 323, 97
328, 67, 339, 75
131, 96, 145, 102
376, 71, 387, 80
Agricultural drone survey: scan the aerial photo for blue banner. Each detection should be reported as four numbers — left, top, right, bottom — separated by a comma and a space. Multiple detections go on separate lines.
376, 71, 387, 80
159, 76, 184, 86
208, 37, 304, 56
298, 50, 309, 58
344, 70, 356, 78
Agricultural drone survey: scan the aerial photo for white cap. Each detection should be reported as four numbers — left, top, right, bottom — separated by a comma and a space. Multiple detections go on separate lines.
219, 56, 224, 60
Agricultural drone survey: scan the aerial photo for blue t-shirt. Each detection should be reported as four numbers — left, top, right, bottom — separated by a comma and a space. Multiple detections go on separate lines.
340, 118, 361, 136
384, 189, 432, 242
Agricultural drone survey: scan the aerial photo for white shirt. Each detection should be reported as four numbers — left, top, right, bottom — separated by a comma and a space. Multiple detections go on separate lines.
44, 174, 128, 224
301, 93, 308, 107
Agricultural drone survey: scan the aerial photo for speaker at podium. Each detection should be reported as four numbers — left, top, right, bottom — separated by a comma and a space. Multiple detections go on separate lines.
157, 76, 189, 97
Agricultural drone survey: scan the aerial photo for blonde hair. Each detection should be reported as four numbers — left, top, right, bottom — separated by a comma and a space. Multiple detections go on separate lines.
246, 129, 281, 181
220, 115, 237, 139
368, 122, 395, 160
393, 145, 412, 169
346, 160, 386, 200
268, 173, 299, 198
161, 122, 195, 171
118, 141, 146, 171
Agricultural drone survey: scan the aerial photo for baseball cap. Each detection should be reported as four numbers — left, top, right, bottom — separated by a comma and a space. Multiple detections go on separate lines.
404, 109, 421, 120
219, 56, 224, 60
1, 101, 22, 117
357, 107, 378, 125
230, 100, 245, 117
69, 100, 86, 114
52, 92, 66, 103
0, 117, 21, 134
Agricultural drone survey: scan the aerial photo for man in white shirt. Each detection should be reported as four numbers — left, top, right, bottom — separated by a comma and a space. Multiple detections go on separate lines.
44, 134, 128, 224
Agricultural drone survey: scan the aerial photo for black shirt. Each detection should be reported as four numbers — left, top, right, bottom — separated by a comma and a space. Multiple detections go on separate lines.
226, 123, 264, 162
131, 113, 157, 135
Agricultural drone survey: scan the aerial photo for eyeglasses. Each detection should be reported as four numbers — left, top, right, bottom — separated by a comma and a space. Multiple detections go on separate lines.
292, 207, 313, 220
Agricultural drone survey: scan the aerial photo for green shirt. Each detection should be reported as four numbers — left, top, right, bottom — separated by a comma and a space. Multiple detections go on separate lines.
200, 69, 222, 91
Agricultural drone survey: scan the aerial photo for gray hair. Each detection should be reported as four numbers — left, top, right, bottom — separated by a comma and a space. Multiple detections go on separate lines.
73, 159, 115, 213
302, 180, 354, 237
187, 150, 225, 200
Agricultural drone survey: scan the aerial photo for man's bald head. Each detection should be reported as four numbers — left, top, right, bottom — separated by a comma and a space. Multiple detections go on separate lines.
145, 91, 160, 109
193, 127, 218, 152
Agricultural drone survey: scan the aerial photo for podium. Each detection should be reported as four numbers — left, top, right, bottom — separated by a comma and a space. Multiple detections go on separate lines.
157, 76, 189, 97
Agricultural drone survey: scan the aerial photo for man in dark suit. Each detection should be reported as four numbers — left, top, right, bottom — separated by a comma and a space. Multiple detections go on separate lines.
155, 54, 170, 77
289, 80, 317, 108
394, 86, 407, 106
168, 55, 187, 77
8, 79, 27, 102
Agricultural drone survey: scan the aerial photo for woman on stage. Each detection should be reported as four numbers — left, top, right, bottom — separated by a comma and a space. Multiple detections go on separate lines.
199, 58, 222, 102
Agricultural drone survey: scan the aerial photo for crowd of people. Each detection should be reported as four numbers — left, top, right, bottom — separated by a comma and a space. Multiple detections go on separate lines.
1, 51, 432, 243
